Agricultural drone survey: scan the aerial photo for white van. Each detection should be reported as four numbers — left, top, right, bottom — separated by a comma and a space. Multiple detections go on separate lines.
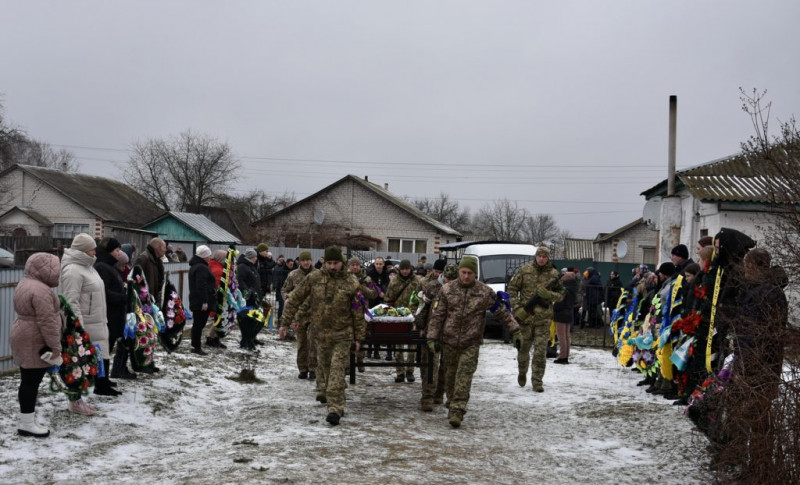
460, 242, 538, 293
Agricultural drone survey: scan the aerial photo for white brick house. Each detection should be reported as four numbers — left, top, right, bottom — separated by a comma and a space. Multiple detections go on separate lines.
0, 164, 164, 240
252, 175, 462, 254
593, 218, 658, 266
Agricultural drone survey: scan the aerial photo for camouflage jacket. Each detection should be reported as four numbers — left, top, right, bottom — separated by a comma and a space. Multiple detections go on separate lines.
414, 276, 443, 332
385, 273, 420, 311
353, 269, 379, 301
507, 262, 564, 324
282, 267, 366, 342
282, 266, 318, 325
428, 280, 519, 348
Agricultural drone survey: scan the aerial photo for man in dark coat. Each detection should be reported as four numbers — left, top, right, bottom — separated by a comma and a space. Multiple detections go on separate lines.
553, 269, 578, 364
366, 257, 390, 306
255, 244, 274, 296
188, 245, 217, 355
582, 267, 603, 328
604, 270, 623, 312
134, 237, 166, 304
236, 248, 262, 307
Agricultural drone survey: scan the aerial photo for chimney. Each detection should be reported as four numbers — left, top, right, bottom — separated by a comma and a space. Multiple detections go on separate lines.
364, 175, 368, 182
384, 183, 389, 190
61, 161, 68, 172
668, 95, 677, 196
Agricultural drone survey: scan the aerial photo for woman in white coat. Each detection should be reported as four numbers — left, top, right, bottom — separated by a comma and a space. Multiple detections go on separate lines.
58, 233, 110, 414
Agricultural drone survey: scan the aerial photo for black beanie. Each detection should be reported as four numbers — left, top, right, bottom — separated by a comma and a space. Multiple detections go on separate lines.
433, 259, 447, 271
102, 237, 121, 254
657, 262, 676, 277
671, 244, 689, 260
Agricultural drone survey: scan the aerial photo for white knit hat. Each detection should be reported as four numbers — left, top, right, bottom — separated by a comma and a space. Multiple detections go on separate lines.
196, 245, 212, 258
71, 233, 96, 253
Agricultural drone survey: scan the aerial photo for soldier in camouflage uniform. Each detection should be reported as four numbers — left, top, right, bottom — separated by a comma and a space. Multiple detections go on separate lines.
384, 259, 421, 383
415, 258, 448, 411
427, 257, 522, 428
280, 251, 319, 380
507, 246, 564, 393
348, 257, 378, 372
282, 246, 365, 426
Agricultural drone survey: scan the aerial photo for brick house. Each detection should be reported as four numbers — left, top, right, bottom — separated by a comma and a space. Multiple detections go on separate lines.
252, 175, 462, 254
0, 164, 164, 244
593, 218, 658, 266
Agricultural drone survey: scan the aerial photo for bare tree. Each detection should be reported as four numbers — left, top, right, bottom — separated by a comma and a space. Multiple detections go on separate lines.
0, 101, 78, 172
472, 198, 530, 241
523, 213, 561, 245
124, 131, 241, 211
216, 189, 297, 225
410, 192, 471, 233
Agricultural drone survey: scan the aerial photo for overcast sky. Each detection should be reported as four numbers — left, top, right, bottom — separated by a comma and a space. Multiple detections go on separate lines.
2, 1, 799, 238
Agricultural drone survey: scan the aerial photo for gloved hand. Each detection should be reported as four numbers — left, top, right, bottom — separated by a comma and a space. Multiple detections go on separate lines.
511, 330, 523, 350
40, 351, 63, 366
536, 286, 550, 299
514, 307, 529, 322
427, 340, 440, 354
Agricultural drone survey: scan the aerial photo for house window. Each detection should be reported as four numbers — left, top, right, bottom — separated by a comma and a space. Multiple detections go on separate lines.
388, 238, 427, 254
700, 228, 709, 237
55, 223, 90, 239
641, 247, 656, 266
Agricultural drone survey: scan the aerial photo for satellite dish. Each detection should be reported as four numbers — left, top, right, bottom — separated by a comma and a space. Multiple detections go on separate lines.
642, 197, 662, 228
616, 240, 628, 259
313, 209, 325, 225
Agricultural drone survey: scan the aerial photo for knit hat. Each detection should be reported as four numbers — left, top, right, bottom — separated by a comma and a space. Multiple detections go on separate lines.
299, 250, 312, 261
535, 246, 550, 257
121, 243, 134, 260
71, 233, 96, 253
256, 243, 269, 253
458, 256, 478, 274
443, 263, 459, 280
671, 244, 689, 260
657, 262, 675, 277
324, 246, 343, 263
116, 251, 129, 266
196, 245, 212, 259
424, 262, 433, 271
433, 259, 447, 271
399, 259, 412, 270
348, 257, 361, 266
212, 249, 228, 263
244, 248, 257, 260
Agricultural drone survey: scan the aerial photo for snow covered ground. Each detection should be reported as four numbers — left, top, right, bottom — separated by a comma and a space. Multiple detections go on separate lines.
0, 333, 712, 484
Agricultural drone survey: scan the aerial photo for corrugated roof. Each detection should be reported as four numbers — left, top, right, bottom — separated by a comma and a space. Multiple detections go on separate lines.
150, 212, 241, 243
640, 154, 794, 203
6, 164, 165, 226
594, 218, 645, 243
564, 238, 594, 260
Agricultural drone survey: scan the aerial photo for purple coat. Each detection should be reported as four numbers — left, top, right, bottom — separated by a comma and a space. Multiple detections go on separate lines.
10, 253, 63, 369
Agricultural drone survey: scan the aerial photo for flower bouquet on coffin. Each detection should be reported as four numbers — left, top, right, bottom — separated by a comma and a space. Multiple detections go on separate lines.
158, 275, 187, 353
124, 266, 159, 371
211, 248, 241, 339
47, 295, 101, 401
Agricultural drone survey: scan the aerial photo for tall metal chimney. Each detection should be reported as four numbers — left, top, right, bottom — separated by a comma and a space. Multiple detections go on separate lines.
668, 95, 677, 196
384, 183, 389, 190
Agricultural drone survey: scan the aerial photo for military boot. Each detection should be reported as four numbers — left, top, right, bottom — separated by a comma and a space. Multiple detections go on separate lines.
448, 410, 463, 428
315, 393, 327, 404
517, 373, 527, 387
533, 383, 544, 393
420, 400, 434, 412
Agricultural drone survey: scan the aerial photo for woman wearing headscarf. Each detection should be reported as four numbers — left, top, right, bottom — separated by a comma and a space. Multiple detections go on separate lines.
59, 233, 108, 414
11, 253, 63, 437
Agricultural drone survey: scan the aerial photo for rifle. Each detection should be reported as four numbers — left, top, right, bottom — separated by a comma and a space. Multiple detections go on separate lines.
522, 276, 563, 314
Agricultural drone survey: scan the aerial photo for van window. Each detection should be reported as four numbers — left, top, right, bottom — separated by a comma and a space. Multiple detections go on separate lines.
479, 255, 522, 284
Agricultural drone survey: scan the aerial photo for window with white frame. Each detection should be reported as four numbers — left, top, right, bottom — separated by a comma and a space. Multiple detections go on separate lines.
55, 223, 90, 239
388, 238, 427, 253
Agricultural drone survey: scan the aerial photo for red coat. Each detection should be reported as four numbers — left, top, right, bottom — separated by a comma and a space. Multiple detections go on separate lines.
209, 260, 224, 288
11, 253, 63, 369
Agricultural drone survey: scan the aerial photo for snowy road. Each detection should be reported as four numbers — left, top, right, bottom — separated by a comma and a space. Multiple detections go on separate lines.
0, 334, 711, 484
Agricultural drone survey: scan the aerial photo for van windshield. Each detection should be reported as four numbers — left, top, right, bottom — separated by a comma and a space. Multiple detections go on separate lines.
478, 255, 532, 284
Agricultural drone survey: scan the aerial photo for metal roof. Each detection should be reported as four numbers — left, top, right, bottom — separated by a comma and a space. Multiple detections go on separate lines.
640, 154, 794, 203
563, 238, 594, 260
152, 212, 241, 243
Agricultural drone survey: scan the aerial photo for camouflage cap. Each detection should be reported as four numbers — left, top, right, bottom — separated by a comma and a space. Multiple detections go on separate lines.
443, 263, 459, 280
299, 250, 312, 261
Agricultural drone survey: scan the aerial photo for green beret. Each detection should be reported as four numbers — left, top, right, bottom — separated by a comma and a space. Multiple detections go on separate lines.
458, 256, 478, 274
399, 259, 412, 270
299, 250, 312, 261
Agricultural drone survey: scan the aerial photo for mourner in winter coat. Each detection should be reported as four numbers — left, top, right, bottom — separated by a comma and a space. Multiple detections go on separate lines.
281, 251, 319, 378
11, 252, 63, 437
188, 246, 217, 354
92, 237, 127, 394
133, 238, 166, 304
236, 249, 262, 307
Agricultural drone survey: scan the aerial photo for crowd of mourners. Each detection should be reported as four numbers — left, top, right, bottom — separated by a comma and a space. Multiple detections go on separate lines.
10, 226, 791, 465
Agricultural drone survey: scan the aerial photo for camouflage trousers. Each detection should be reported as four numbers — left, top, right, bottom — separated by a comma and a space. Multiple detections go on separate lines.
296, 321, 317, 372
394, 344, 416, 376
420, 346, 441, 405
315, 338, 352, 416
443, 344, 480, 416
518, 320, 550, 387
